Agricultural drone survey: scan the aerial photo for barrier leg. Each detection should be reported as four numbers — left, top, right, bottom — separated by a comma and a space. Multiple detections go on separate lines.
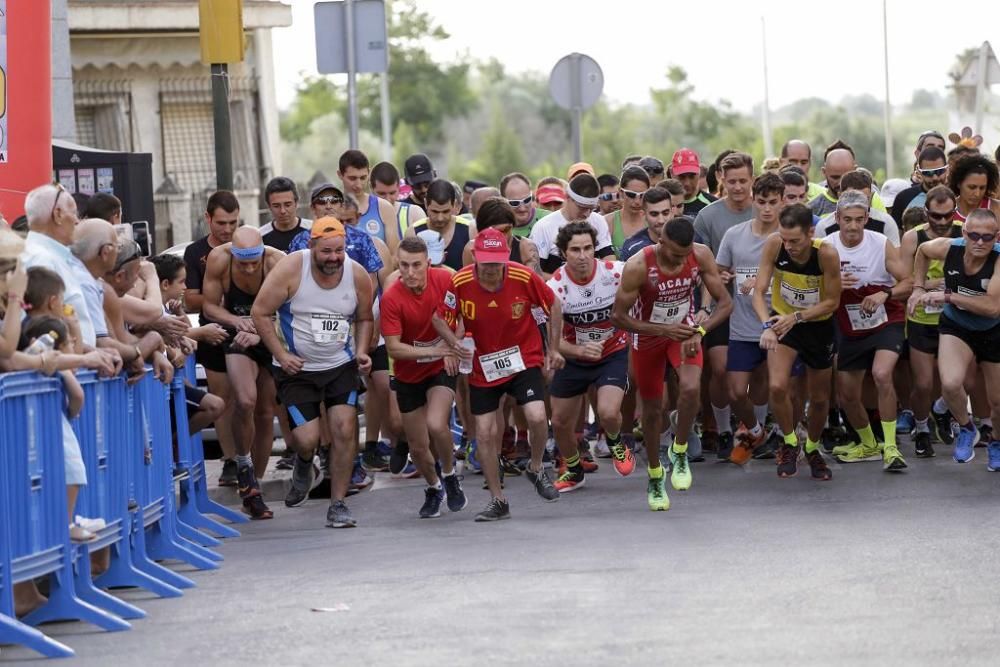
0, 613, 75, 659
145, 521, 220, 571
22, 554, 130, 632
179, 474, 242, 537
129, 512, 196, 590
174, 516, 224, 549
74, 544, 146, 620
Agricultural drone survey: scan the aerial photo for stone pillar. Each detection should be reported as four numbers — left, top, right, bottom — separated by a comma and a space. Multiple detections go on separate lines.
51, 0, 77, 143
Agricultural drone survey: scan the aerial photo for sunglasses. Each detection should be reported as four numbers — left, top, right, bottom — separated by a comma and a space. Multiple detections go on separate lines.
597, 192, 619, 202
918, 166, 947, 177
642, 165, 665, 175
113, 239, 142, 272
621, 189, 645, 200
50, 182, 67, 222
507, 195, 533, 208
925, 209, 954, 222
313, 195, 344, 206
967, 231, 997, 243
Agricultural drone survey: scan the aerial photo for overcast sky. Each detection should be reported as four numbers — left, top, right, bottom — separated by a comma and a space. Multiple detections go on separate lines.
272, 0, 1000, 113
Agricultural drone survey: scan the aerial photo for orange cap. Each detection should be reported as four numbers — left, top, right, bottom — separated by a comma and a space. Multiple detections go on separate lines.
566, 162, 595, 180
310, 217, 346, 240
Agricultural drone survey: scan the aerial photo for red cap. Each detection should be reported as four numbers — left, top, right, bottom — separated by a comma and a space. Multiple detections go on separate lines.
473, 227, 509, 264
671, 148, 701, 176
535, 184, 565, 205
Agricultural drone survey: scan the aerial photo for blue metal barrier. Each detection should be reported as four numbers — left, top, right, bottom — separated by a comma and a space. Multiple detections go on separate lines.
0, 371, 128, 656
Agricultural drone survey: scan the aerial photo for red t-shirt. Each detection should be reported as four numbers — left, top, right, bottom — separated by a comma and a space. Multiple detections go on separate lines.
380, 267, 455, 383
439, 262, 555, 387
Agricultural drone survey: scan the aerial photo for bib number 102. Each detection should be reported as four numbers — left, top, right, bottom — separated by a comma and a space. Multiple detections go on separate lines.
320, 319, 340, 332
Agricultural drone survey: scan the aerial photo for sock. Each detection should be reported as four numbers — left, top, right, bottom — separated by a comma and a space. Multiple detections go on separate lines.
749, 423, 764, 438
711, 404, 732, 434
933, 397, 949, 414
442, 469, 456, 478
565, 453, 582, 470
915, 418, 930, 433
857, 424, 877, 448
235, 453, 252, 468
605, 431, 620, 444
753, 404, 769, 427
648, 464, 664, 479
783, 432, 798, 447
429, 481, 442, 491
805, 438, 819, 454
672, 439, 688, 454
881, 420, 897, 446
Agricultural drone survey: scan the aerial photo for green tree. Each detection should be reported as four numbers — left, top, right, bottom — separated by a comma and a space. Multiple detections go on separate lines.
280, 76, 345, 143
464, 104, 526, 185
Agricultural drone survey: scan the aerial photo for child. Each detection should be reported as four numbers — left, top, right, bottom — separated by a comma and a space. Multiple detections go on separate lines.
24, 266, 84, 353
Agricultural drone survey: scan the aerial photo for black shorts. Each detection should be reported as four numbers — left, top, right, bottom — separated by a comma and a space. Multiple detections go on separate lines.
370, 344, 390, 373
273, 361, 360, 427
195, 341, 227, 374
779, 318, 835, 370
907, 320, 940, 355
390, 370, 457, 413
224, 341, 273, 369
938, 315, 1000, 364
549, 347, 629, 398
169, 384, 209, 423
469, 367, 545, 416
837, 322, 905, 371
702, 318, 730, 349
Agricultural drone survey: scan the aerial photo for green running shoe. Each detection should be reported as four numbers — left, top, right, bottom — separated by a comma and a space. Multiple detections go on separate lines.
882, 444, 908, 472
831, 441, 858, 457
647, 474, 670, 511
668, 448, 692, 491
836, 442, 883, 463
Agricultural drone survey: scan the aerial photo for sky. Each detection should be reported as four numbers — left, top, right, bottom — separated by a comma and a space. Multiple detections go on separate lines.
272, 0, 1000, 114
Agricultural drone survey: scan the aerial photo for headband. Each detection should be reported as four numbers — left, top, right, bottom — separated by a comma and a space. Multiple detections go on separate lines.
231, 244, 265, 260
567, 187, 599, 208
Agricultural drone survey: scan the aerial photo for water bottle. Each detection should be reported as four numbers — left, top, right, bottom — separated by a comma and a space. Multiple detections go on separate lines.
25, 331, 58, 355
458, 333, 475, 375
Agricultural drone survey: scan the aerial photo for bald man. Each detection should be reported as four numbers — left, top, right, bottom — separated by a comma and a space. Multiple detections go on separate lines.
470, 186, 500, 219
779, 140, 824, 200
809, 145, 889, 217
202, 227, 286, 519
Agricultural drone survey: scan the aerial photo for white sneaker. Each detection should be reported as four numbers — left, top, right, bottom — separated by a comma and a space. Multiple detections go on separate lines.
74, 515, 106, 532
594, 436, 611, 458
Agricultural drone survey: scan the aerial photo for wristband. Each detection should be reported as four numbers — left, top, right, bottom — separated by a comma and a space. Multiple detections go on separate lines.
944, 290, 952, 304
762, 321, 773, 330
695, 325, 707, 337
794, 311, 804, 324
880, 285, 893, 296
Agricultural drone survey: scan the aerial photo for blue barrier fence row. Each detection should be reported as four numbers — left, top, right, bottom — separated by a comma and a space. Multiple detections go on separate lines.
0, 360, 244, 658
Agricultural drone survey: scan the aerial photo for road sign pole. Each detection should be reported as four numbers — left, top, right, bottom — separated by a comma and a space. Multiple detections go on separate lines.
570, 54, 582, 162
548, 52, 603, 164
974, 41, 989, 135
380, 72, 391, 160
211, 63, 233, 190
345, 0, 359, 149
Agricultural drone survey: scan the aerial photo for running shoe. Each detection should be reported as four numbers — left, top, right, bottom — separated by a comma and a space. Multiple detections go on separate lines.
836, 442, 882, 463
632, 421, 644, 442
608, 437, 635, 477
396, 461, 421, 479
776, 444, 798, 478
831, 441, 858, 457
646, 474, 670, 511
953, 424, 980, 463
443, 474, 467, 511
556, 455, 597, 475
285, 455, 315, 508
361, 441, 391, 471
754, 430, 781, 460
932, 408, 956, 445
242, 490, 273, 520
806, 449, 832, 481
349, 459, 374, 492
513, 436, 531, 466
717, 430, 735, 461
419, 487, 444, 518
594, 435, 611, 459
525, 466, 559, 502
987, 442, 1000, 472
455, 435, 469, 461
275, 453, 295, 471
474, 497, 511, 522
389, 441, 410, 475
326, 500, 356, 528
500, 456, 523, 477
218, 458, 238, 487
883, 444, 908, 472
978, 424, 993, 448
914, 431, 935, 458
701, 430, 719, 454
730, 425, 765, 465
583, 421, 600, 441
555, 467, 586, 493
668, 448, 691, 491
896, 410, 915, 435
821, 426, 847, 453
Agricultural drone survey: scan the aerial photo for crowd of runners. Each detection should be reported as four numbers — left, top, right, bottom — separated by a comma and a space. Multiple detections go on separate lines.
3, 130, 1000, 528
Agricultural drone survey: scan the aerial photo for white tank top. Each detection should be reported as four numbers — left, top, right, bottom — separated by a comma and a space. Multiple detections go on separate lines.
276, 251, 358, 372
823, 229, 893, 287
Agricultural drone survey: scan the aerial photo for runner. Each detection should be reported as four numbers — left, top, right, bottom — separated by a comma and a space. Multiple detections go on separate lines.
606, 165, 650, 256
778, 139, 824, 201
890, 146, 949, 224
900, 185, 963, 456
251, 218, 374, 528
500, 172, 548, 239
620, 187, 674, 261
380, 236, 467, 517
338, 149, 401, 253
370, 161, 427, 237
638, 156, 666, 187
597, 174, 622, 216
432, 217, 565, 522
401, 153, 436, 210
908, 209, 1000, 469
533, 178, 567, 217
670, 148, 717, 217
201, 227, 285, 519
813, 170, 901, 246
409, 179, 471, 272
822, 191, 911, 471
546, 221, 631, 493
752, 204, 841, 480
611, 216, 732, 510
531, 172, 616, 275
260, 177, 311, 252
461, 196, 542, 273
716, 173, 786, 463
947, 153, 1000, 223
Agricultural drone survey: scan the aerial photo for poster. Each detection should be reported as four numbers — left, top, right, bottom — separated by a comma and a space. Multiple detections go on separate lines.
77, 168, 95, 195
58, 168, 77, 193
96, 167, 114, 193
1, 1, 8, 163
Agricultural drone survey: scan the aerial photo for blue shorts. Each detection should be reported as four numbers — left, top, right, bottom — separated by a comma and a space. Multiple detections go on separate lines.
727, 340, 805, 377
549, 347, 629, 399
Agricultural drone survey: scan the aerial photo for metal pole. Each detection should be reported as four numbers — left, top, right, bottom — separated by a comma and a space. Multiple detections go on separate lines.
974, 41, 989, 135
881, 0, 895, 177
380, 72, 392, 160
570, 53, 582, 163
345, 0, 359, 149
211, 63, 233, 190
760, 16, 773, 158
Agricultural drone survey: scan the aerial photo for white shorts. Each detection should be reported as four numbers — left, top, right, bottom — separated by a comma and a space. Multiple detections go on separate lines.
62, 416, 88, 486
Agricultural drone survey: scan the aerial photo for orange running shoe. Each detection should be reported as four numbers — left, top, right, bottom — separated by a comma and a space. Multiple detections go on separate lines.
730, 424, 766, 466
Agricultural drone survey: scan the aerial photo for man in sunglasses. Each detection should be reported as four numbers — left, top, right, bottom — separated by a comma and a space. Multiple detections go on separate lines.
891, 146, 949, 227
814, 170, 900, 247
909, 208, 1000, 470
530, 172, 616, 277
639, 156, 666, 187
401, 153, 436, 211
899, 185, 964, 457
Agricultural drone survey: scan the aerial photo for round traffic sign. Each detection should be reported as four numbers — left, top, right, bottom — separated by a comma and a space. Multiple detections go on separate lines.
549, 53, 604, 111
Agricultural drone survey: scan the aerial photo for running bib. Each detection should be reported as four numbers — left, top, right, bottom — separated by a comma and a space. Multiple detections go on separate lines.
650, 298, 689, 325
846, 304, 888, 331
479, 345, 526, 382
780, 281, 820, 308
414, 338, 442, 363
735, 267, 770, 296
923, 300, 943, 315
310, 314, 349, 343
574, 327, 613, 346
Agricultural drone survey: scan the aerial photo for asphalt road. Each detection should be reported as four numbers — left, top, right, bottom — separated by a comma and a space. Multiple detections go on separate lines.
4, 441, 1000, 666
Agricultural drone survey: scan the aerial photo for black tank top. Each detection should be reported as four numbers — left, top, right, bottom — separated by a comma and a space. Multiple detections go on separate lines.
944, 241, 998, 297
413, 221, 471, 272
509, 236, 523, 264
225, 259, 266, 317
